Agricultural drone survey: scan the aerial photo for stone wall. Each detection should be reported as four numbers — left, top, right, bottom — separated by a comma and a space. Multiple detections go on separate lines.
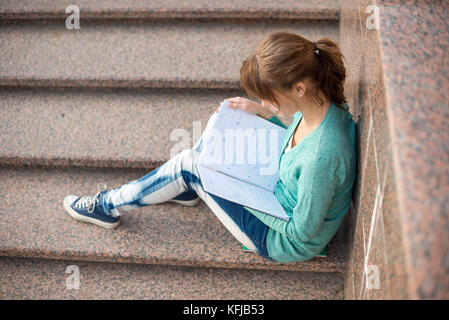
340, 0, 408, 299
340, 0, 449, 299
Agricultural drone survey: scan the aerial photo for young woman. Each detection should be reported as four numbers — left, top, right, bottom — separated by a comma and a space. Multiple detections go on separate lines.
63, 31, 357, 263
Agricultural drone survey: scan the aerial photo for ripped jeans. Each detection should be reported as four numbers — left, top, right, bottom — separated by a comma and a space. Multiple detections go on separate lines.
100, 111, 273, 261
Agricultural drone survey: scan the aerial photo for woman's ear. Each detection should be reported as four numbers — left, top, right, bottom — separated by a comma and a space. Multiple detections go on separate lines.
295, 81, 306, 98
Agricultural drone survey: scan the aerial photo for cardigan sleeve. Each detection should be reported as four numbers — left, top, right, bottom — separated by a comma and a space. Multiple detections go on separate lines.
244, 154, 339, 243
266, 115, 288, 129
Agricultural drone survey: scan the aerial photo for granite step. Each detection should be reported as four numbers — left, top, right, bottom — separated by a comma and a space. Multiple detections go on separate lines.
0, 88, 294, 169
0, 20, 339, 90
0, 165, 346, 273
0, 0, 340, 21
0, 256, 344, 299
0, 1, 346, 300
0, 88, 244, 169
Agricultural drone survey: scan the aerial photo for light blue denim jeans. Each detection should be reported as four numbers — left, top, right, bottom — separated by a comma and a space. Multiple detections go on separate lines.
100, 112, 272, 260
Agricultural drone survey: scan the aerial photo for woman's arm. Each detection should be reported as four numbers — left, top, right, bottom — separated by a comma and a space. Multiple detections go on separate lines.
245, 154, 338, 243
255, 104, 288, 129
224, 97, 288, 129
265, 115, 288, 129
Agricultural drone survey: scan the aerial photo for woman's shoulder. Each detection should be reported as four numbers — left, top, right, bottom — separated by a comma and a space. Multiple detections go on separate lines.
324, 102, 356, 148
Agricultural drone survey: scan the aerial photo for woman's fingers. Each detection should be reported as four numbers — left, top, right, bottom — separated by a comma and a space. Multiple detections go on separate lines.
224, 96, 241, 101
223, 97, 259, 114
224, 97, 248, 104
217, 97, 239, 112
227, 102, 243, 110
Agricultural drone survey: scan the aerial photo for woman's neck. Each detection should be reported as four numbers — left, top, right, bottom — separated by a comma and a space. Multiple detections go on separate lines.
297, 99, 331, 128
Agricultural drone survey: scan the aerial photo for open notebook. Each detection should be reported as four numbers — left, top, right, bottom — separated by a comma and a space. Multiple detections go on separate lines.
196, 101, 289, 221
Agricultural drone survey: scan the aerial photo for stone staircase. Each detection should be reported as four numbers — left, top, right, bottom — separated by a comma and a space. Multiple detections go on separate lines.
0, 0, 347, 299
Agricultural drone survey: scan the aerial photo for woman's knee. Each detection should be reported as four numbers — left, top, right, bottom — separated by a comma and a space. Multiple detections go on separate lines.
177, 149, 202, 189
178, 149, 196, 170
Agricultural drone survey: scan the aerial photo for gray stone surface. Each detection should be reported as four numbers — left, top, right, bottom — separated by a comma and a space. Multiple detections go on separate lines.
341, 0, 449, 299
0, 256, 344, 299
0, 88, 239, 168
0, 20, 338, 89
0, 1, 348, 299
0, 166, 346, 273
0, 0, 340, 20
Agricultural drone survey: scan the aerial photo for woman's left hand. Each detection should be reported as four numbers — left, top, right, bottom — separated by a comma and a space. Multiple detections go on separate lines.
221, 97, 263, 115
221, 96, 273, 119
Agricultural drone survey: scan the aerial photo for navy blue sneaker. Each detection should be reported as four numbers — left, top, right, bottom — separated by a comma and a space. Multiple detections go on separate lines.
168, 197, 200, 206
168, 190, 200, 206
63, 183, 120, 229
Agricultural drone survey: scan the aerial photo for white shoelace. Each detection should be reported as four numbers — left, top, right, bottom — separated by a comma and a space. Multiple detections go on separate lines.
75, 183, 108, 214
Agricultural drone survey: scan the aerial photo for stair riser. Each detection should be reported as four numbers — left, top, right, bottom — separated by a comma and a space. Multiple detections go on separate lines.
0, 88, 245, 170
0, 78, 241, 90
0, 20, 339, 90
0, 0, 340, 22
0, 15, 339, 23
0, 166, 346, 273
0, 256, 344, 300
0, 2, 346, 299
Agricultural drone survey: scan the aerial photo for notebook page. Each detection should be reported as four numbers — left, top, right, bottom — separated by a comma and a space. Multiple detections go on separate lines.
197, 164, 289, 221
198, 101, 286, 192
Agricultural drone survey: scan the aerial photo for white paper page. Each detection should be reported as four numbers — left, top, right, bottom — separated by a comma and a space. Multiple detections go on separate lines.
198, 101, 287, 192
197, 164, 289, 221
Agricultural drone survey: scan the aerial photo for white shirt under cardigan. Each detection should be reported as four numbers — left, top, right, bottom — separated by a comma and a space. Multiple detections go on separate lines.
283, 132, 294, 153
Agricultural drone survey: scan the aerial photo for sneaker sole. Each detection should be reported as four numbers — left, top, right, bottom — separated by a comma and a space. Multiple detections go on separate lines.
168, 197, 200, 207
63, 197, 120, 230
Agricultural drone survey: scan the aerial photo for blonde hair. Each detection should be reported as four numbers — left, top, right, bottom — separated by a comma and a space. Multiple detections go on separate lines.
240, 31, 347, 110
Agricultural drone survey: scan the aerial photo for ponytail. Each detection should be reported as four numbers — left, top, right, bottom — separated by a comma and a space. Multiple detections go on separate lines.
312, 37, 347, 108
240, 31, 347, 110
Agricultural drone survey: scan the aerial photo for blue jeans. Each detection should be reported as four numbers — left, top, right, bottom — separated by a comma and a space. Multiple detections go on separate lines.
100, 112, 273, 261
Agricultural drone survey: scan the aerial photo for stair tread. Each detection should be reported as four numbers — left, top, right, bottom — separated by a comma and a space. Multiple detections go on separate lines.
0, 256, 344, 299
0, 88, 294, 168
0, 20, 338, 89
0, 0, 340, 20
0, 166, 346, 273
0, 88, 233, 168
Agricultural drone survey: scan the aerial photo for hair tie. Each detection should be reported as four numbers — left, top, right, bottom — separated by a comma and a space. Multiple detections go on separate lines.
313, 42, 319, 55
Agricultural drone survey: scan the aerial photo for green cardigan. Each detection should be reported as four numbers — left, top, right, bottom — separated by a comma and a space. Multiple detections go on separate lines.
244, 101, 357, 262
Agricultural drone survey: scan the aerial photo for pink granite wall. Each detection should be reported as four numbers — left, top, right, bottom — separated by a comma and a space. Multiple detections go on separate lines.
341, 0, 449, 299
341, 0, 408, 299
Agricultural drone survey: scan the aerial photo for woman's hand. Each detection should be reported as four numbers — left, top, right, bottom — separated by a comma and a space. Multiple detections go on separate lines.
218, 96, 273, 119
224, 97, 262, 115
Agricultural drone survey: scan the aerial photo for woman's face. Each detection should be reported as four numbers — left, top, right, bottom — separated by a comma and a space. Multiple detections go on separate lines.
260, 91, 297, 118
260, 81, 307, 118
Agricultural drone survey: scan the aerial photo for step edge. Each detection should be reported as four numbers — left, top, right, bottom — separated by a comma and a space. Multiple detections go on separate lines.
0, 77, 241, 90
0, 155, 162, 171
0, 246, 345, 274
0, 8, 340, 21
